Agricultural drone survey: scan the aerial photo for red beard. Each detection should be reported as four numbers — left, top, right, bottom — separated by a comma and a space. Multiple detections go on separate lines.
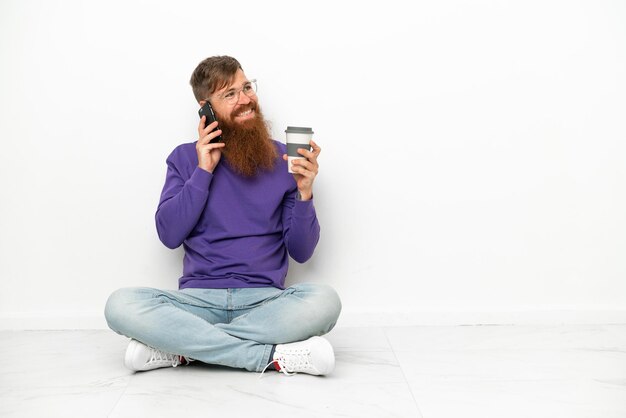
218, 103, 278, 177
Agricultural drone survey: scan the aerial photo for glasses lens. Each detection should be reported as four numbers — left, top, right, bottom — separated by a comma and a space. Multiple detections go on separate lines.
223, 91, 237, 104
245, 80, 257, 96
222, 80, 257, 104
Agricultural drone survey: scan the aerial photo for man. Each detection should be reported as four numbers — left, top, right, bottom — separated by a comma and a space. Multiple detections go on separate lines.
104, 56, 341, 376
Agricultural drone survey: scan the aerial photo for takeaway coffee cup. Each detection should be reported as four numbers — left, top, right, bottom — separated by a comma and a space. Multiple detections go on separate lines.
285, 126, 313, 173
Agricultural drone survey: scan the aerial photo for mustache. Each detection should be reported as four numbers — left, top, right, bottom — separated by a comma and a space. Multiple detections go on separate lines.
231, 102, 257, 118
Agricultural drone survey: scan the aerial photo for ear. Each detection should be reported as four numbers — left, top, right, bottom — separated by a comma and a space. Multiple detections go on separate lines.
198, 99, 207, 106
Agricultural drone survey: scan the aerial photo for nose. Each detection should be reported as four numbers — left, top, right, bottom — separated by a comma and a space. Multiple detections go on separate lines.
236, 90, 251, 105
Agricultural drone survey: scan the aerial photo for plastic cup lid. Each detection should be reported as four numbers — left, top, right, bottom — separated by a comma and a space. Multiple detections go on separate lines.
285, 126, 314, 134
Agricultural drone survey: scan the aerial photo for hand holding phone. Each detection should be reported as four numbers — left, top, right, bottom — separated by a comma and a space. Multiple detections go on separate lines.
197, 101, 225, 173
198, 101, 222, 143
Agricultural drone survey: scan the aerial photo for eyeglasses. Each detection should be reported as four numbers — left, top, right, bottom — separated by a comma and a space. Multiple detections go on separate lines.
211, 79, 258, 105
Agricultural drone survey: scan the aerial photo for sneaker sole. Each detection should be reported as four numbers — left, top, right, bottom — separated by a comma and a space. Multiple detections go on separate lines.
310, 336, 336, 375
124, 339, 142, 371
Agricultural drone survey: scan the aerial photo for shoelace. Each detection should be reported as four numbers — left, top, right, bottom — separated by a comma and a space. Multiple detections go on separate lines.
148, 349, 184, 368
260, 359, 293, 377
259, 350, 312, 377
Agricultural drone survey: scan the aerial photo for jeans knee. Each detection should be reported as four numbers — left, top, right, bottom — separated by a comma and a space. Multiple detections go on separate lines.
295, 283, 342, 332
318, 284, 342, 324
104, 287, 141, 333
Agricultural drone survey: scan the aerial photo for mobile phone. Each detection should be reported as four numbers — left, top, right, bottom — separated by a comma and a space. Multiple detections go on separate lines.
198, 101, 222, 143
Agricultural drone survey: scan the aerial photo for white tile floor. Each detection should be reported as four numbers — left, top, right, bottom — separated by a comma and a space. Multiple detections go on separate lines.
1, 325, 625, 417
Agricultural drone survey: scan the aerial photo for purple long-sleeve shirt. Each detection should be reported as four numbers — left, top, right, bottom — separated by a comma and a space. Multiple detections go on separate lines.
155, 140, 320, 290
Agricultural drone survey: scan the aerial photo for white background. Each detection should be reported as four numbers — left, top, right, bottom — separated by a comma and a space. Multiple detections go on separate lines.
1, 0, 625, 329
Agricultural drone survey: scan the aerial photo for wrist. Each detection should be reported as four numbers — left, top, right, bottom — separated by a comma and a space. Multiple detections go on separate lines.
297, 190, 312, 201
198, 164, 214, 174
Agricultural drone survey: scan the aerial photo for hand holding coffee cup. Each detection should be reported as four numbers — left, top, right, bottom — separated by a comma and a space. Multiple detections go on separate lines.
285, 126, 314, 173
283, 126, 321, 201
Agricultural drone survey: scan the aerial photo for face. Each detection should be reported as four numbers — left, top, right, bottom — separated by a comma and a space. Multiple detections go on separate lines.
198, 68, 276, 177
200, 69, 258, 125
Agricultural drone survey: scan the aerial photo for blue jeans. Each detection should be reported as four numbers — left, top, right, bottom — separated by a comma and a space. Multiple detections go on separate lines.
104, 283, 341, 372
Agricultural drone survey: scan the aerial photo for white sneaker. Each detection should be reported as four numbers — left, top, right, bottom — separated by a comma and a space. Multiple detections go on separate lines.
124, 339, 189, 372
263, 336, 335, 376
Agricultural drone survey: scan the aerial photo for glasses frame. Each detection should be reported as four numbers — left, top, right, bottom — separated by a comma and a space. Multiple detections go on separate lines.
208, 79, 258, 106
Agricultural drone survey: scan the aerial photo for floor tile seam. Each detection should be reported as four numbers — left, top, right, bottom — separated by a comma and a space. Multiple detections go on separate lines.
403, 378, 626, 407
383, 324, 626, 328
398, 374, 626, 381
389, 347, 626, 352
401, 378, 626, 394
334, 348, 397, 353
403, 376, 602, 383
382, 327, 426, 418
105, 373, 133, 417
0, 381, 130, 392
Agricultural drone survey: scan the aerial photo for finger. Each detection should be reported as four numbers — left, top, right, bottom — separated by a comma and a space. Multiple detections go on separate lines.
291, 165, 317, 180
297, 147, 312, 157
197, 115, 208, 133
202, 121, 219, 136
310, 140, 321, 156
292, 165, 315, 179
291, 158, 317, 173
198, 141, 225, 153
204, 142, 226, 151
198, 143, 226, 155
198, 129, 223, 145
198, 120, 219, 137
297, 148, 318, 165
282, 154, 288, 161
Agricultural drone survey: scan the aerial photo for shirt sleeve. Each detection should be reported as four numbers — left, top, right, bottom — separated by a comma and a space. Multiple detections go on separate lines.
281, 189, 321, 263
155, 151, 213, 249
